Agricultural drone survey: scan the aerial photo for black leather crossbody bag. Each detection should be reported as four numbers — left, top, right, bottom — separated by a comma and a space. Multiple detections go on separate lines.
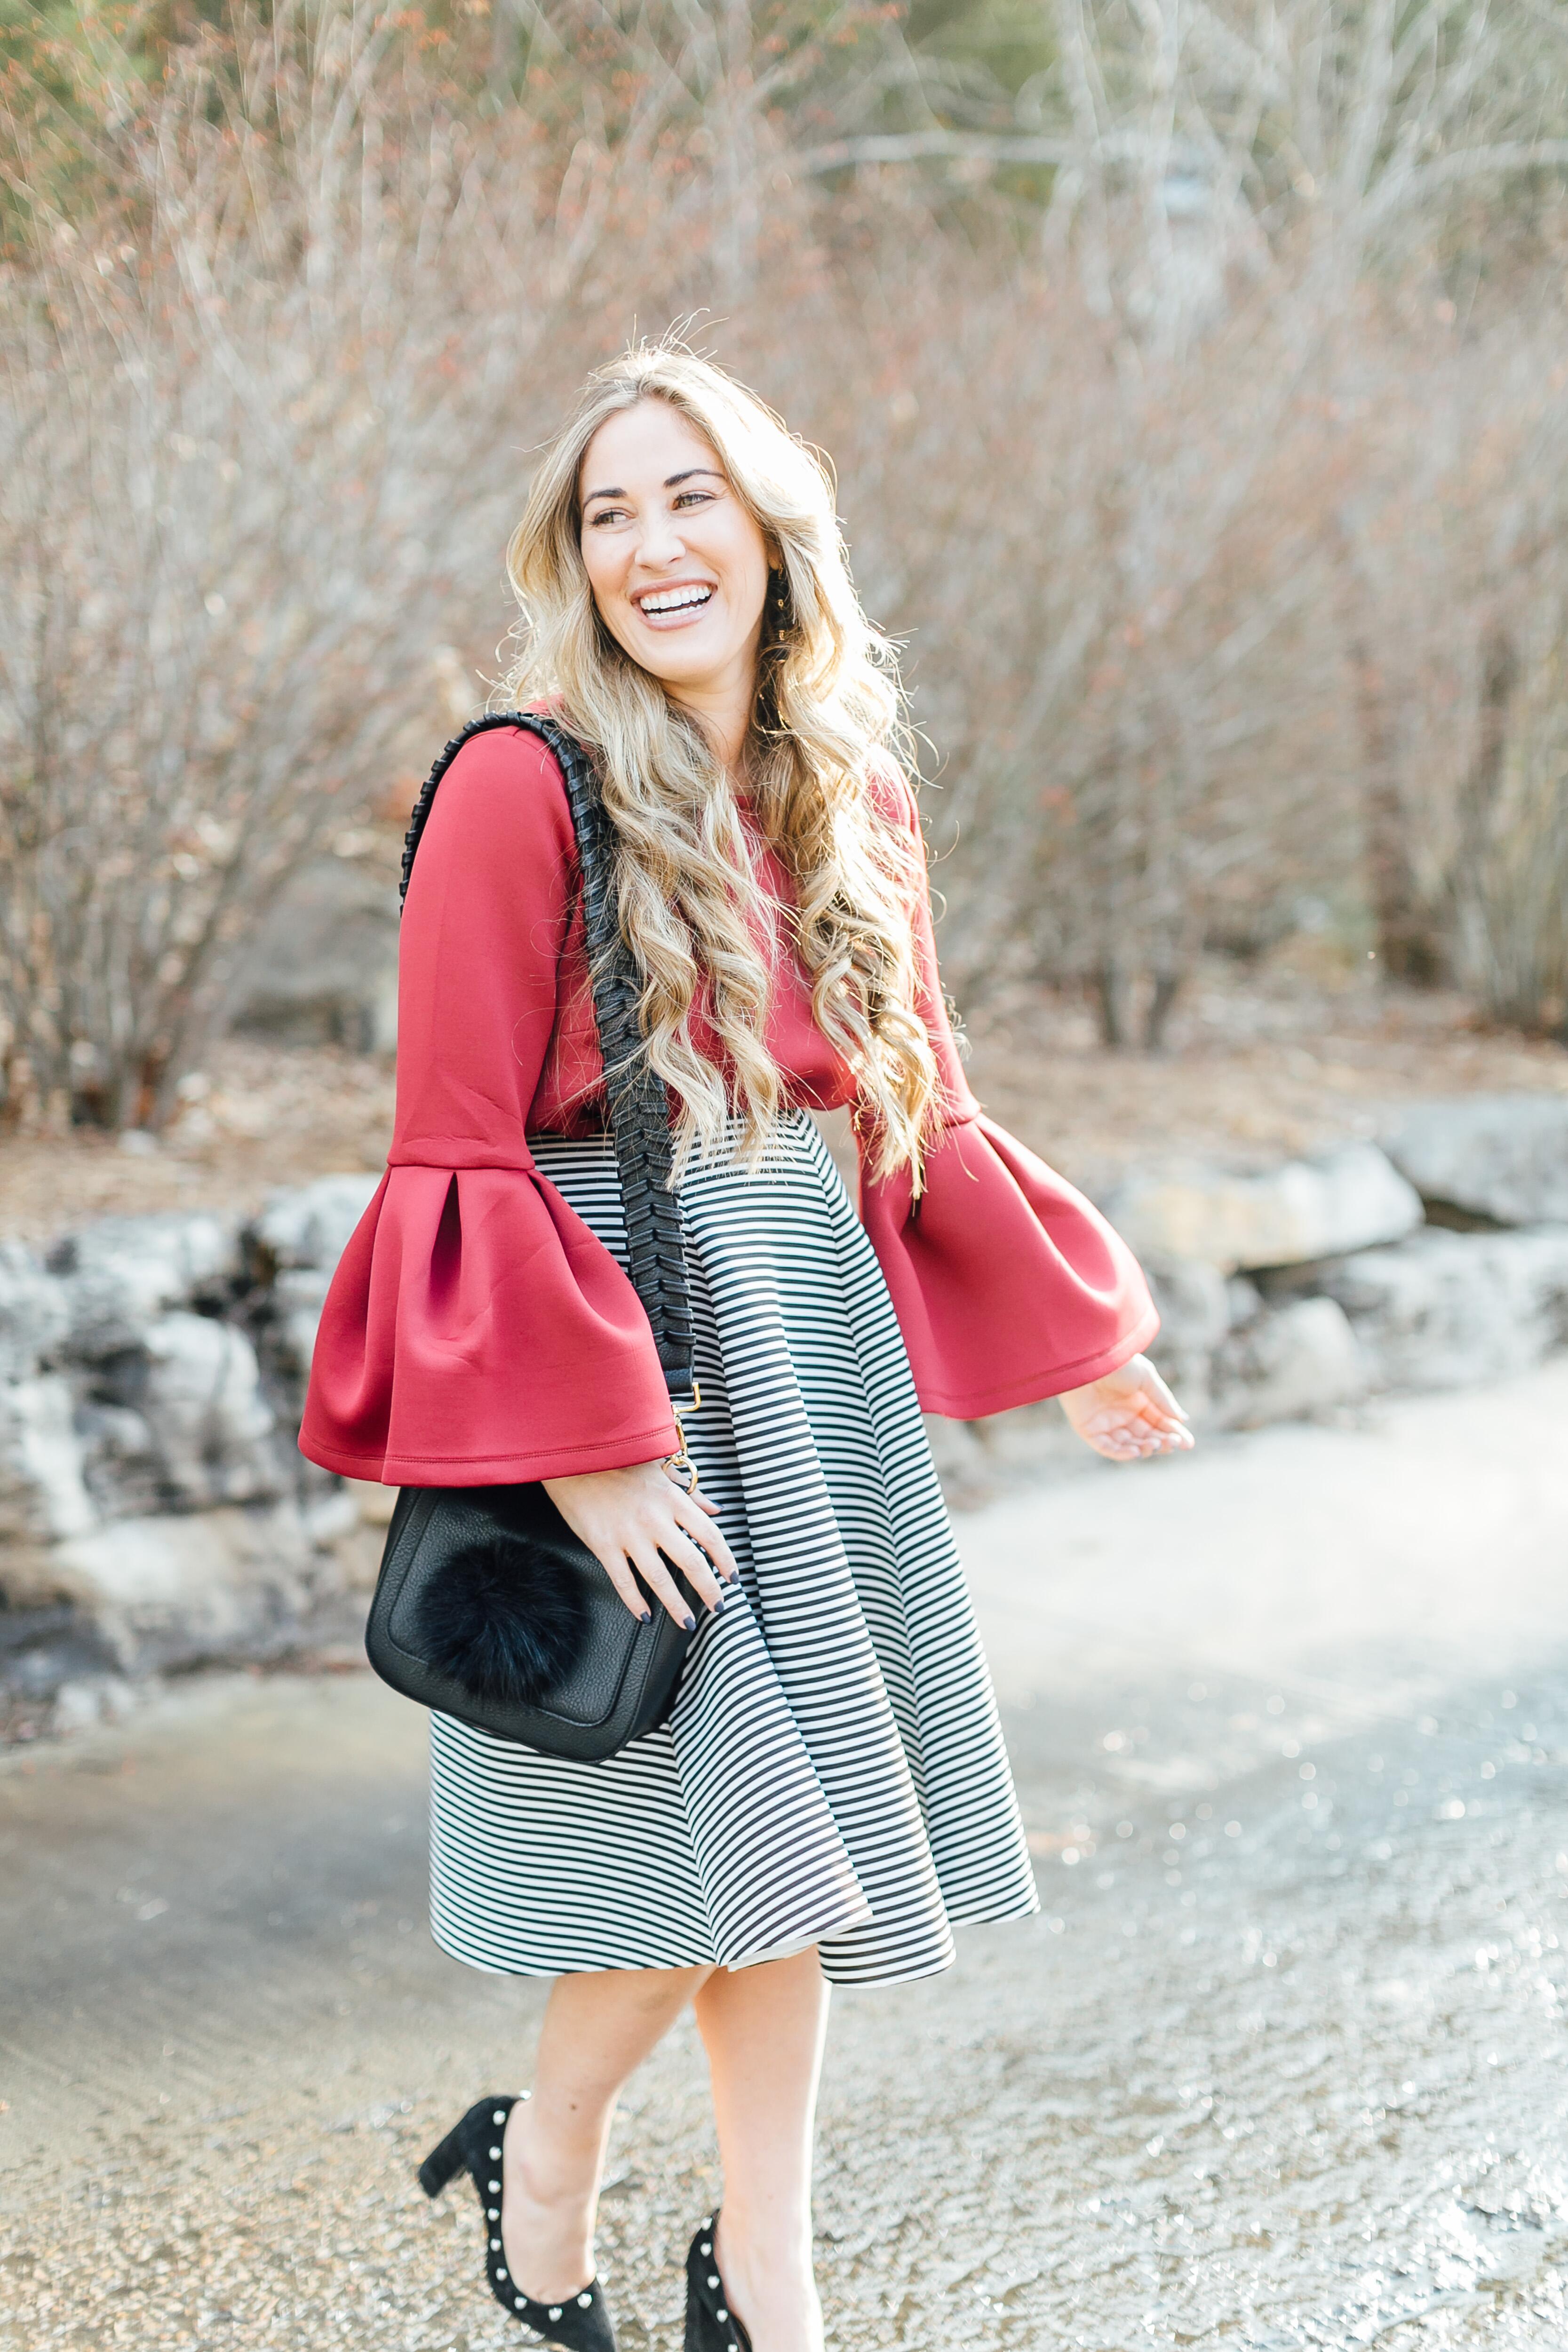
364, 713, 700, 1761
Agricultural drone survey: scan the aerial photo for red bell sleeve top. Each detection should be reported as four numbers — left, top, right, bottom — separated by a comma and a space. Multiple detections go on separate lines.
298, 724, 1156, 1485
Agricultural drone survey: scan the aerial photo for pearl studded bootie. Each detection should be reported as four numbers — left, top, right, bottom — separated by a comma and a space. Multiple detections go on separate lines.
419, 2093, 616, 2352
684, 2212, 753, 2352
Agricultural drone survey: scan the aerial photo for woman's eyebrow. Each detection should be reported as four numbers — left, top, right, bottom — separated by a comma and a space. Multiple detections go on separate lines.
581, 467, 724, 504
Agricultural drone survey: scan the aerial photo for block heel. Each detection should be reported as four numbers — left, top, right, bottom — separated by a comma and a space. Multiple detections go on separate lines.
418, 2119, 469, 2198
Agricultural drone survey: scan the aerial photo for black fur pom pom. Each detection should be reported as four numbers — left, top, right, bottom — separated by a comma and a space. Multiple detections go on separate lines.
412, 1534, 590, 1707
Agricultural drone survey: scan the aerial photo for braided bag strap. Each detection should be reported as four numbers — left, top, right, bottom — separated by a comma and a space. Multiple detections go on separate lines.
400, 712, 694, 1398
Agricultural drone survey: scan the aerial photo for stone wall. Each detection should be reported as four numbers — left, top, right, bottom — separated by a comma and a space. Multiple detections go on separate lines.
0, 1176, 382, 1731
927, 1098, 1568, 1498
3, 1095, 1566, 1727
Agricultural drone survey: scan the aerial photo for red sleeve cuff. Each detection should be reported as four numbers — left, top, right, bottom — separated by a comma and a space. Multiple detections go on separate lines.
298, 1164, 677, 1486
860, 1112, 1159, 1418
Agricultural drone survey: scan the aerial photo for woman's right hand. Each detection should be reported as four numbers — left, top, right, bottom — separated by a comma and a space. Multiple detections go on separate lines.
542, 1458, 738, 1628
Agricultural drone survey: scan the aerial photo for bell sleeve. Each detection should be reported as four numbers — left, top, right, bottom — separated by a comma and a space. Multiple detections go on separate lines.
857, 777, 1159, 1420
298, 724, 679, 1487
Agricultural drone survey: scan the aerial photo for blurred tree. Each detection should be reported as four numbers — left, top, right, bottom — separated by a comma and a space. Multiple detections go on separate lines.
4, 0, 1568, 1123
796, 0, 1568, 1041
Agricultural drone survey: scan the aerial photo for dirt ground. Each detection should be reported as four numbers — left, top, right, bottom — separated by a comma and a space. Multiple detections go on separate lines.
5, 1367, 1568, 2351
2, 962, 1565, 1245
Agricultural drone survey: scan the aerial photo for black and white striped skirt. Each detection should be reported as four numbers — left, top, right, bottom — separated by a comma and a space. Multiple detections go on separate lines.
428, 1110, 1039, 1987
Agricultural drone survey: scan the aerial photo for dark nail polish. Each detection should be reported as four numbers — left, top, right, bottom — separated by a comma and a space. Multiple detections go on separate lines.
639, 1608, 652, 1624
683, 1612, 697, 1632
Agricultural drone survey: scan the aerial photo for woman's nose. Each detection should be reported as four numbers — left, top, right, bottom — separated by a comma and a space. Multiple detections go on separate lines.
635, 509, 688, 568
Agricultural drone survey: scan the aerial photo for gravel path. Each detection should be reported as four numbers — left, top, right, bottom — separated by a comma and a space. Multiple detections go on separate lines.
5, 1367, 1568, 2351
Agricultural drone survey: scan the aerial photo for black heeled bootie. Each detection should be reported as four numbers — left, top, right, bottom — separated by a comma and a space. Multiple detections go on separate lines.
685, 2212, 753, 2352
419, 2092, 616, 2352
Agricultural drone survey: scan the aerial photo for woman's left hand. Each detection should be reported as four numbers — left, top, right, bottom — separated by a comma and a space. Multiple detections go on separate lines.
1059, 1354, 1194, 1462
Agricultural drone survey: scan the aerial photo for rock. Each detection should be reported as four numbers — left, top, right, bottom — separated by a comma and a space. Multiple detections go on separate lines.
1102, 1142, 1423, 1273
0, 1377, 98, 1551
43, 1500, 351, 1675
923, 1413, 990, 1505
47, 1212, 242, 1359
0, 1242, 70, 1381
924, 1404, 1086, 1509
930, 1260, 1371, 1495
249, 1263, 338, 1423
74, 1402, 164, 1519
1303, 1225, 1568, 1391
1212, 1297, 1368, 1429
0, 1606, 119, 1702
246, 1177, 380, 1421
1145, 1258, 1232, 1417
248, 1174, 381, 1272
959, 1401, 1084, 1477
1385, 1096, 1568, 1225
303, 1489, 360, 1546
265, 1267, 334, 1386
344, 1478, 398, 1529
48, 1674, 137, 1735
90, 1314, 280, 1510
1226, 1275, 1264, 1326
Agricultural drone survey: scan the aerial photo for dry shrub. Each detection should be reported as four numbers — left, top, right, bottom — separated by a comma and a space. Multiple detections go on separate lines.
0, 6, 591, 1126
0, 0, 830, 1129
1325, 299, 1568, 1036
786, 244, 1363, 1041
3, 0, 1568, 1129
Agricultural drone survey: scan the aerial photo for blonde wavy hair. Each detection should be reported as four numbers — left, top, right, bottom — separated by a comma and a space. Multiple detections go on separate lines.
502, 341, 941, 1185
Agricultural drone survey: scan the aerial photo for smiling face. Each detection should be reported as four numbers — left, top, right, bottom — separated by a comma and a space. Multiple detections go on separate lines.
578, 398, 772, 715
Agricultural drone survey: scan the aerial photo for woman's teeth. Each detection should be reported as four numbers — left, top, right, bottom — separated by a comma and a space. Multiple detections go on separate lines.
639, 586, 713, 614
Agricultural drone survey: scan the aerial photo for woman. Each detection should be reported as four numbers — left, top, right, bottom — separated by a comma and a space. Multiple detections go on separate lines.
300, 343, 1190, 2352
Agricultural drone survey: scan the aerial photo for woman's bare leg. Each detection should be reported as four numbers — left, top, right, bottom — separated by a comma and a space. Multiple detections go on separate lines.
692, 1948, 830, 2352
502, 1963, 710, 2301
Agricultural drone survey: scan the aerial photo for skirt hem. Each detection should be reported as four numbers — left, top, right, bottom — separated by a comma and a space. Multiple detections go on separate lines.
428, 1891, 1042, 1987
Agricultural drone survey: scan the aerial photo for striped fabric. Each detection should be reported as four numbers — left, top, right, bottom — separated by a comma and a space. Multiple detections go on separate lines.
428, 1111, 1039, 1986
